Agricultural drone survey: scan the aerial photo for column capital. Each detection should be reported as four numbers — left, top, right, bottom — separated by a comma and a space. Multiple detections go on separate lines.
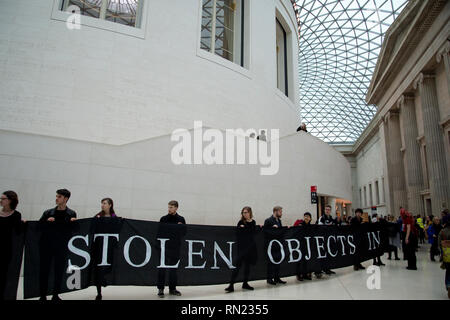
413, 73, 435, 90
436, 40, 450, 63
384, 109, 399, 123
397, 95, 405, 109
397, 94, 415, 109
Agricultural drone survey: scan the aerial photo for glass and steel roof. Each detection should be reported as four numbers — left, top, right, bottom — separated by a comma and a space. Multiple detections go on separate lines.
83, 0, 138, 14
293, 0, 409, 143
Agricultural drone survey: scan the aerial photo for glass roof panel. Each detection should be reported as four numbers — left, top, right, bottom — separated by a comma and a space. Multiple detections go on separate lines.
293, 0, 408, 143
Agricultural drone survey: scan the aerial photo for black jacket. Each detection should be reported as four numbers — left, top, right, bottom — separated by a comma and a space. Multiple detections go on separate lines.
39, 206, 77, 223
160, 213, 186, 225
264, 215, 282, 228
319, 214, 336, 225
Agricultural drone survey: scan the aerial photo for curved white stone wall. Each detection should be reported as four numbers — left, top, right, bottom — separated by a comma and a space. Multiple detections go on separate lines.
0, 129, 352, 225
0, 0, 300, 145
0, 0, 353, 224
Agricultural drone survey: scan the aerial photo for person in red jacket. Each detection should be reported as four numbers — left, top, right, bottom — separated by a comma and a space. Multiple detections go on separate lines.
400, 208, 418, 270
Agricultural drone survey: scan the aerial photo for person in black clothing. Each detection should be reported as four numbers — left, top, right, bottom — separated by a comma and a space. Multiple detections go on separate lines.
351, 208, 366, 271
92, 198, 120, 301
387, 218, 401, 260
157, 200, 186, 298
371, 215, 386, 266
264, 206, 286, 285
39, 189, 77, 301
318, 205, 336, 275
295, 212, 321, 281
296, 123, 308, 132
0, 191, 23, 300
225, 206, 258, 293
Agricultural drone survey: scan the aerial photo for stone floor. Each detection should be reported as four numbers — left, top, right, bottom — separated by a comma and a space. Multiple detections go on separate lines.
18, 243, 448, 300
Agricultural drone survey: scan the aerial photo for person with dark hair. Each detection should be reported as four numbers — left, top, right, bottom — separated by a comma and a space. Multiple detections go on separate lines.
39, 189, 77, 301
296, 123, 308, 133
264, 206, 286, 285
40, 189, 76, 223
295, 212, 321, 281
95, 198, 117, 218
437, 215, 450, 299
427, 217, 442, 262
225, 207, 258, 293
0, 191, 23, 300
351, 208, 366, 271
400, 208, 418, 270
157, 200, 186, 298
93, 198, 119, 300
257, 130, 267, 141
318, 205, 336, 226
318, 205, 336, 275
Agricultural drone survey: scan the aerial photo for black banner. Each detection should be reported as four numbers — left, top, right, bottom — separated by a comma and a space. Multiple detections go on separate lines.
22, 218, 388, 299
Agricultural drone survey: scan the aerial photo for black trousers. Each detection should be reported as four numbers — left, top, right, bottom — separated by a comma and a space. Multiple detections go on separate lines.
373, 256, 382, 264
403, 240, 417, 268
157, 268, 178, 290
267, 247, 282, 280
267, 263, 280, 281
39, 246, 67, 297
387, 245, 398, 259
0, 260, 8, 300
430, 242, 439, 259
230, 259, 251, 285
157, 255, 180, 290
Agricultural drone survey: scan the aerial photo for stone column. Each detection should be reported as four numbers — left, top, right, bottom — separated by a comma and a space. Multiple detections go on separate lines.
385, 110, 408, 214
345, 203, 352, 217
436, 41, 450, 182
379, 120, 393, 215
436, 41, 450, 97
328, 197, 336, 217
414, 73, 450, 211
398, 95, 425, 215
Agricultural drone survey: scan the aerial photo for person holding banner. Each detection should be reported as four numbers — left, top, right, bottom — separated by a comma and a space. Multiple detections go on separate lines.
371, 214, 386, 266
225, 206, 258, 293
38, 189, 77, 301
264, 206, 287, 285
0, 191, 23, 300
93, 198, 119, 301
295, 212, 321, 281
351, 208, 366, 271
157, 200, 186, 298
318, 205, 336, 275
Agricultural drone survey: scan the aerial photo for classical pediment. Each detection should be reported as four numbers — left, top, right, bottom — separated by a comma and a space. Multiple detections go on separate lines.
366, 0, 448, 105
